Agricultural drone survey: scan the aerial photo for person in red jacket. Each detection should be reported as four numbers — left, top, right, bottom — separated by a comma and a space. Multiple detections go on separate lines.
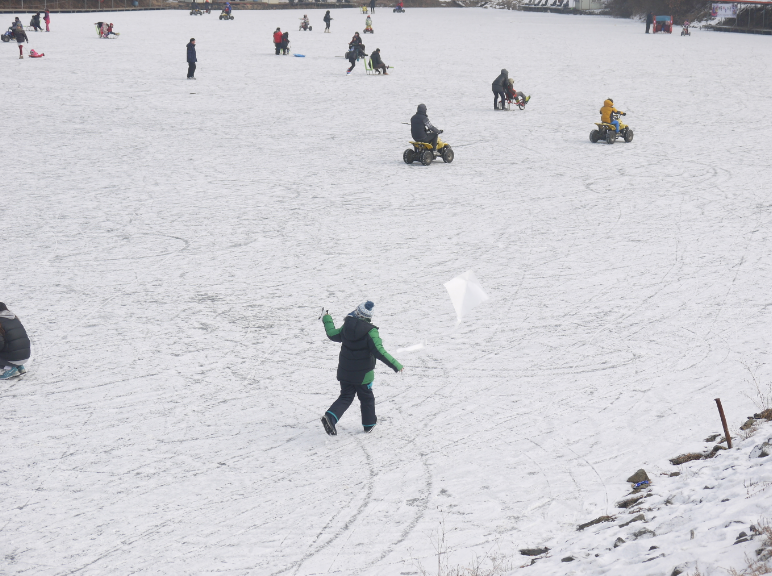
44, 9, 50, 32
273, 27, 283, 55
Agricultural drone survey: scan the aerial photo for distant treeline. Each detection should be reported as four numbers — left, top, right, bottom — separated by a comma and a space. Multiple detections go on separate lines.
605, 0, 710, 20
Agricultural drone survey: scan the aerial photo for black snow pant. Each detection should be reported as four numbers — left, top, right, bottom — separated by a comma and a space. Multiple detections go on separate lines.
419, 132, 439, 149
327, 381, 377, 429
645, 22, 651, 33
493, 88, 507, 109
275, 42, 281, 55
187, 62, 196, 78
347, 56, 357, 72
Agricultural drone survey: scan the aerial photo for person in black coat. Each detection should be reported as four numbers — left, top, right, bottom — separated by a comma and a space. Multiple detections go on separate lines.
369, 0, 376, 12
186, 38, 196, 79
0, 303, 30, 380
281, 31, 289, 54
323, 10, 332, 33
371, 48, 388, 74
320, 302, 402, 435
645, 12, 653, 33
491, 68, 508, 110
31, 13, 42, 32
410, 103, 442, 149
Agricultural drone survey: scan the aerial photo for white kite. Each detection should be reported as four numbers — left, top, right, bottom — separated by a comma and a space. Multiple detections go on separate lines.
444, 270, 489, 323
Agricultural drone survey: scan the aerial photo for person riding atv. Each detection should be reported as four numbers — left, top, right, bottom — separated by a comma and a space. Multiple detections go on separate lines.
405, 104, 453, 165
600, 98, 624, 133
411, 103, 441, 150
299, 14, 311, 31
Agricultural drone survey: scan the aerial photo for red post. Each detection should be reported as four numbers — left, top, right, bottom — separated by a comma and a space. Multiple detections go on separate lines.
715, 398, 732, 449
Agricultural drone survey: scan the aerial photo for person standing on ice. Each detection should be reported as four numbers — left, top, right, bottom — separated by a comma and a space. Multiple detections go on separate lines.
491, 68, 508, 110
370, 0, 376, 12
645, 12, 653, 33
320, 302, 402, 436
323, 10, 332, 33
186, 38, 197, 80
273, 27, 283, 55
44, 9, 51, 32
411, 103, 443, 150
0, 303, 30, 380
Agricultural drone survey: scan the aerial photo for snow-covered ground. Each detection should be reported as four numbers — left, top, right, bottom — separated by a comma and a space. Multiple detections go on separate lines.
2, 7, 772, 575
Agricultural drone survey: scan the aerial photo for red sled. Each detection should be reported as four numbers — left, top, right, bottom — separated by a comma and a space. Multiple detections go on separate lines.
30, 49, 45, 58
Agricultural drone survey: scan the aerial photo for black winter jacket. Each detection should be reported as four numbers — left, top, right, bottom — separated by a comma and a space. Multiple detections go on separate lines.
410, 104, 439, 141
186, 42, 197, 63
371, 50, 383, 66
14, 27, 28, 42
0, 310, 31, 364
323, 315, 402, 384
491, 69, 508, 91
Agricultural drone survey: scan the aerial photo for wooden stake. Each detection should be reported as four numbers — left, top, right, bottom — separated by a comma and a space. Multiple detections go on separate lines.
715, 398, 732, 449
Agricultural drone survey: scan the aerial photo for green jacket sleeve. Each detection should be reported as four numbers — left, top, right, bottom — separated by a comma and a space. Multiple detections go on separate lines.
367, 328, 402, 372
323, 314, 342, 342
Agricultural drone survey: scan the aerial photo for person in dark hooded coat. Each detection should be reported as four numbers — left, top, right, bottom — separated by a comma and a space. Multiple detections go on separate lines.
410, 104, 442, 150
0, 303, 30, 380
491, 68, 509, 110
320, 301, 402, 435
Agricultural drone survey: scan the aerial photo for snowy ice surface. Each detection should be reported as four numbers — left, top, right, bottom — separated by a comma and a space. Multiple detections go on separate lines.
2, 7, 772, 576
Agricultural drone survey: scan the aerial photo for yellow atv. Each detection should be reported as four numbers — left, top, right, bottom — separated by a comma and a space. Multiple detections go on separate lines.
590, 112, 633, 144
403, 137, 454, 165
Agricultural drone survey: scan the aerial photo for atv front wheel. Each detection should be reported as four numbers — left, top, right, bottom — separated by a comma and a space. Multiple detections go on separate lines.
589, 130, 600, 143
624, 129, 634, 143
420, 150, 433, 166
403, 149, 415, 164
442, 146, 454, 163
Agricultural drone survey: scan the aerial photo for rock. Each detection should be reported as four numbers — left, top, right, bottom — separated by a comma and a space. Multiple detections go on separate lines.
740, 417, 757, 431
561, 556, 575, 562
735, 531, 750, 544
519, 547, 549, 557
626, 469, 650, 484
616, 495, 644, 509
577, 515, 614, 531
632, 527, 655, 540
669, 472, 681, 477
722, 498, 730, 502
754, 408, 772, 420
619, 514, 645, 528
738, 531, 748, 539
649, 545, 659, 550
707, 445, 727, 458
671, 567, 684, 576
735, 537, 750, 544
613, 537, 625, 548
704, 433, 721, 442
749, 439, 772, 459
669, 453, 704, 465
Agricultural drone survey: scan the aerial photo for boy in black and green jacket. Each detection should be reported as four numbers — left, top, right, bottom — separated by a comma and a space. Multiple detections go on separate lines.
321, 301, 402, 435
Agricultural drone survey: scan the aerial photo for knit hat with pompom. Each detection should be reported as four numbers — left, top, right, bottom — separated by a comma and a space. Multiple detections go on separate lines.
349, 301, 374, 320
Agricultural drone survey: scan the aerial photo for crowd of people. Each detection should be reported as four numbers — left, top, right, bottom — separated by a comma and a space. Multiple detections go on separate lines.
6, 12, 49, 59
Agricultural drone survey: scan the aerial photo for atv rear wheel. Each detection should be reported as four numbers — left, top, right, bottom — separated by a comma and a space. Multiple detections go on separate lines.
403, 149, 415, 164
442, 146, 454, 163
589, 130, 600, 143
606, 131, 616, 144
624, 129, 634, 143
420, 150, 433, 166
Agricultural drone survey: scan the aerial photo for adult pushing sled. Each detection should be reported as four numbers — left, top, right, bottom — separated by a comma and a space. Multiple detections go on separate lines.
320, 302, 402, 436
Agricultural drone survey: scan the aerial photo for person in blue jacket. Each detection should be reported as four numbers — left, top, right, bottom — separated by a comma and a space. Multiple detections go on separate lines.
186, 38, 196, 79
320, 301, 402, 435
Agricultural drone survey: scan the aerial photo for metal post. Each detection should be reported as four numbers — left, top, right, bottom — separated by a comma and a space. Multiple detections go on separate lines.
714, 398, 733, 449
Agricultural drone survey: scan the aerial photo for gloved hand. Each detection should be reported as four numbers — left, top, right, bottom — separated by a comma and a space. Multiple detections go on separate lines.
438, 130, 444, 134
621, 112, 626, 116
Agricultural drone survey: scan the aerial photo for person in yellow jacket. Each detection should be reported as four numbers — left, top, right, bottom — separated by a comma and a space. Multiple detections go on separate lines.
600, 98, 625, 133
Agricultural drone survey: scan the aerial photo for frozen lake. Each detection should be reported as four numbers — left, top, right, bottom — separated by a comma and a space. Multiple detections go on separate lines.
3, 6, 772, 574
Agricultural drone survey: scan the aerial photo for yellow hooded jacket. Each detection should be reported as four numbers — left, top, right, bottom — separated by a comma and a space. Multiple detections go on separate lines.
600, 99, 622, 123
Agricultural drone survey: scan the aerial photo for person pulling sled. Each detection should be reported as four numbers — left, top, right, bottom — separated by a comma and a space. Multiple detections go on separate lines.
320, 302, 402, 436
491, 68, 509, 110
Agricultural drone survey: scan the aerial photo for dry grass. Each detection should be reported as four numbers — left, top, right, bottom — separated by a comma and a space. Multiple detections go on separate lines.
413, 517, 516, 576
743, 363, 772, 414
670, 453, 705, 465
